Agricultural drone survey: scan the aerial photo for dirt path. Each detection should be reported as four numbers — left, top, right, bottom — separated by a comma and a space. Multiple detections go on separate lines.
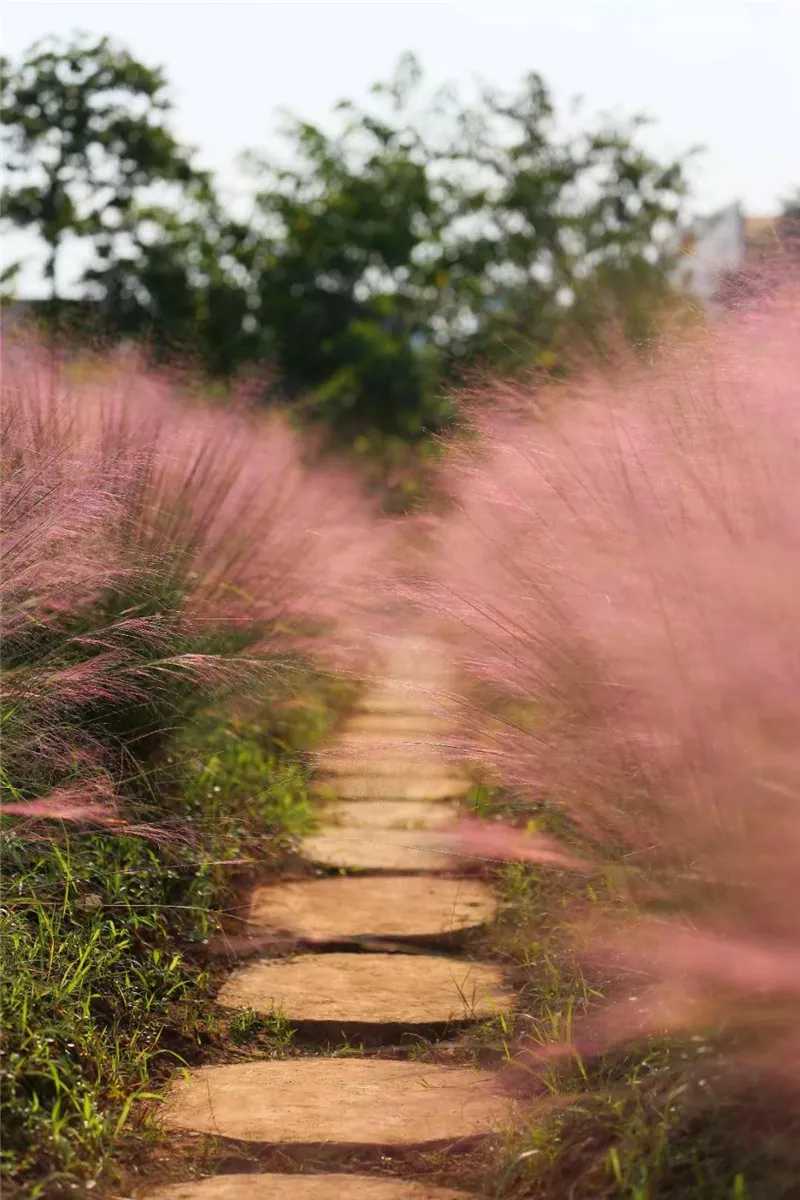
147, 634, 513, 1199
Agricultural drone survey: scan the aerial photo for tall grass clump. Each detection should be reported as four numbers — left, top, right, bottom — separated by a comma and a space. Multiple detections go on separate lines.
421, 286, 800, 1194
1, 339, 384, 823
0, 339, 385, 1193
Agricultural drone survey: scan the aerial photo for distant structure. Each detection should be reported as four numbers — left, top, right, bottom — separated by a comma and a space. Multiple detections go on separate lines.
675, 202, 797, 312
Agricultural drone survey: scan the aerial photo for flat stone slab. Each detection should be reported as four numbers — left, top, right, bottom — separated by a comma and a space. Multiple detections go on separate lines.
314, 774, 471, 802
164, 1060, 506, 1145
343, 713, 451, 736
249, 876, 495, 939
353, 692, 457, 717
147, 1176, 470, 1200
216, 953, 512, 1024
322, 801, 459, 830
300, 829, 458, 871
324, 728, 448, 747
316, 752, 450, 776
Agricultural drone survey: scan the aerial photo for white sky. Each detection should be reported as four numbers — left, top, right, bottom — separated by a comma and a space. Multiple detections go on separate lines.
2, 0, 799, 297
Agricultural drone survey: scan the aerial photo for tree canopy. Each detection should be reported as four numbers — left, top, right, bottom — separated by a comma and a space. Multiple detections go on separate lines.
1, 34, 205, 303
2, 41, 691, 441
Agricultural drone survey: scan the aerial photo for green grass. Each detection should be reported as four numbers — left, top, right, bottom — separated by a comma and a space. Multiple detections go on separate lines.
0, 683, 342, 1199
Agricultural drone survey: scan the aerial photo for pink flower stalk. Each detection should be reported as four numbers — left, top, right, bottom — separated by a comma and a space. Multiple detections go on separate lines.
458, 817, 595, 873
1, 338, 391, 829
0, 785, 190, 845
421, 283, 800, 1072
2, 341, 390, 639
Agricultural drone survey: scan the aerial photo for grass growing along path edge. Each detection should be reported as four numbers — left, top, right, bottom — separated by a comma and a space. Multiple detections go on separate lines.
0, 679, 348, 1200
464, 786, 800, 1200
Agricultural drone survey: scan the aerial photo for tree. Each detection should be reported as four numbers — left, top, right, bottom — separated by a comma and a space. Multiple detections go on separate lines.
1, 34, 205, 307
3, 43, 691, 445
242, 54, 689, 438
83, 202, 271, 375
782, 189, 800, 221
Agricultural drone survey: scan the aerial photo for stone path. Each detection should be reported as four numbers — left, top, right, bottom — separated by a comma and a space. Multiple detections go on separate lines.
149, 634, 511, 1199
153, 1177, 469, 1199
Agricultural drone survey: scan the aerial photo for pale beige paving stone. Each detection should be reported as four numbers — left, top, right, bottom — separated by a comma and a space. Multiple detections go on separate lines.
352, 691, 458, 717
364, 637, 450, 686
163, 1059, 507, 1144
316, 753, 450, 777
322, 727, 449, 748
216, 953, 513, 1024
313, 773, 471, 802
299, 828, 459, 871
341, 713, 451, 737
146, 1174, 471, 1199
316, 745, 453, 775
320, 800, 459, 830
248, 875, 496, 939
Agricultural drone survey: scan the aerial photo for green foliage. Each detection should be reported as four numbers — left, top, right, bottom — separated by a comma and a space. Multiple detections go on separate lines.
1, 831, 198, 1191
781, 188, 800, 220
243, 54, 688, 439
84, 206, 270, 375
0, 34, 206, 304
3, 41, 691, 448
0, 701, 324, 1195
228, 1006, 295, 1050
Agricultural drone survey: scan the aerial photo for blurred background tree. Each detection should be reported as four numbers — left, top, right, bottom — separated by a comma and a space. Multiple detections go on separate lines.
241, 53, 688, 438
2, 42, 690, 445
1, 34, 207, 328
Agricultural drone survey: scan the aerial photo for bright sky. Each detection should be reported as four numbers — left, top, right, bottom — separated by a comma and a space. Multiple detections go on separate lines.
3, 0, 799, 296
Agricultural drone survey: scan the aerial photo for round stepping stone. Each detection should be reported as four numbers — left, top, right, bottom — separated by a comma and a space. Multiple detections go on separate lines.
315, 774, 471, 802
323, 801, 459, 830
300, 829, 457, 871
146, 1176, 470, 1200
248, 876, 495, 939
164, 1060, 507, 1145
216, 954, 512, 1024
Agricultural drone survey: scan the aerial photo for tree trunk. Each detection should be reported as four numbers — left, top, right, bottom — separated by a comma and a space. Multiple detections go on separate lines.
45, 238, 59, 302
44, 236, 61, 337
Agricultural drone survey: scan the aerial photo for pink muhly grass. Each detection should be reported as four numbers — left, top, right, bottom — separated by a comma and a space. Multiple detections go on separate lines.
1, 338, 389, 831
2, 340, 388, 636
0, 783, 191, 845
421, 284, 800, 1076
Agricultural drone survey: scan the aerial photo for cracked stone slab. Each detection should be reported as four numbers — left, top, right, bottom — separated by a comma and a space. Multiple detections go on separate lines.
248, 876, 495, 939
146, 1176, 471, 1200
321, 801, 459, 830
299, 829, 459, 871
164, 1060, 506, 1145
314, 774, 471, 802
216, 953, 512, 1024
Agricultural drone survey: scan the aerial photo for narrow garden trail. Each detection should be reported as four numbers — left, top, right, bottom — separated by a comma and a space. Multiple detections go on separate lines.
148, 633, 514, 1200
